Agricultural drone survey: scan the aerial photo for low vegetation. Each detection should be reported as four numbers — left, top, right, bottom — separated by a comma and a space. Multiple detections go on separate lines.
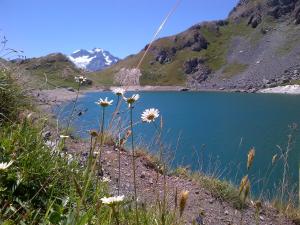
11, 54, 86, 89
0, 69, 29, 123
222, 62, 249, 79
276, 24, 300, 56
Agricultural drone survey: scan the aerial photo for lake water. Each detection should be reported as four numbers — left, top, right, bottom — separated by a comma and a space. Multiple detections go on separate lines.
55, 91, 300, 197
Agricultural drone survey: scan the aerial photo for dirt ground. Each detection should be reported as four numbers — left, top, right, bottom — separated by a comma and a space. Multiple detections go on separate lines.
66, 140, 295, 225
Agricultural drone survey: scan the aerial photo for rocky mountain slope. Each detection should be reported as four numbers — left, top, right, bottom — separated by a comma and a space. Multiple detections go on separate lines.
68, 48, 119, 72
95, 0, 300, 90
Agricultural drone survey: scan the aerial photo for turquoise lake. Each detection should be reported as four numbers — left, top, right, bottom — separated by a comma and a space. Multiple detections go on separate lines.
55, 91, 300, 197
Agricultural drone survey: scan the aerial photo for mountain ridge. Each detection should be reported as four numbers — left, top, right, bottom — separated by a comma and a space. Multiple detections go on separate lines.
92, 0, 300, 90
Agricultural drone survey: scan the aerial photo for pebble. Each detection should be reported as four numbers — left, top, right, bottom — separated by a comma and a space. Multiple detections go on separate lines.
140, 171, 146, 178
259, 216, 264, 221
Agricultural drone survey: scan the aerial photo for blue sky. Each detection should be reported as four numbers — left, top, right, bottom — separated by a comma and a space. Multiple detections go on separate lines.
0, 0, 238, 59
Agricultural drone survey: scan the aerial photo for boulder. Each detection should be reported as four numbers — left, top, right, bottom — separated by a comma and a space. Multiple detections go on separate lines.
155, 50, 172, 64
263, 78, 271, 85
267, 0, 296, 18
184, 58, 211, 84
216, 20, 229, 26
181, 31, 209, 52
183, 58, 205, 74
294, 5, 300, 24
42, 131, 51, 140
248, 13, 262, 28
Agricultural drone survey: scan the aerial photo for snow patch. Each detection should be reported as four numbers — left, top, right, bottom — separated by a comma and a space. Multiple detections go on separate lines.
259, 85, 300, 94
69, 48, 119, 71
68, 55, 96, 69
103, 52, 112, 65
94, 48, 103, 53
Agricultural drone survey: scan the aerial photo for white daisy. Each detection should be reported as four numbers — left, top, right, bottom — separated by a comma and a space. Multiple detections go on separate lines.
112, 87, 125, 96
123, 94, 140, 107
95, 97, 113, 107
75, 76, 87, 84
141, 108, 159, 123
101, 195, 125, 205
0, 161, 13, 170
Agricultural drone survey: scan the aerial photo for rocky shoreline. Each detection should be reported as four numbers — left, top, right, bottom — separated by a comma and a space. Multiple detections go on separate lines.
32, 84, 300, 114
33, 84, 300, 111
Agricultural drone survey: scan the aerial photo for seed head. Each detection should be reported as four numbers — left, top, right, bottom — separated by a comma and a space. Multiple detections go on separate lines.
239, 175, 249, 196
247, 147, 255, 170
89, 130, 98, 137
243, 180, 251, 202
254, 200, 262, 211
179, 190, 189, 217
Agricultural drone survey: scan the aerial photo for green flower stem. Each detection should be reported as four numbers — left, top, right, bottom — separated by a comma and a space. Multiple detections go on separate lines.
109, 95, 121, 131
65, 81, 81, 135
79, 106, 106, 218
130, 106, 139, 225
111, 205, 120, 225
99, 106, 105, 161
118, 136, 121, 195
60, 81, 81, 150
153, 121, 167, 225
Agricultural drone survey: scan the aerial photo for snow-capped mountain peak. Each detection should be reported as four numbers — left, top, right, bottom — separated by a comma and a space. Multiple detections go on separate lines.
68, 48, 119, 72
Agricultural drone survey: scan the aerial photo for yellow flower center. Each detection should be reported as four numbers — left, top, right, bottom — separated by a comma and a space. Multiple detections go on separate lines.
147, 114, 155, 120
127, 98, 135, 104
100, 102, 109, 107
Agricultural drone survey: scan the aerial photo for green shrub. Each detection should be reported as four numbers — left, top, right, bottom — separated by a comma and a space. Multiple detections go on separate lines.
0, 69, 28, 124
0, 120, 86, 223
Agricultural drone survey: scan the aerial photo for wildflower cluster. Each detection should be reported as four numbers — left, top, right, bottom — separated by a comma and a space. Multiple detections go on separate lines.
95, 88, 159, 124
74, 75, 87, 84
92, 87, 161, 223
